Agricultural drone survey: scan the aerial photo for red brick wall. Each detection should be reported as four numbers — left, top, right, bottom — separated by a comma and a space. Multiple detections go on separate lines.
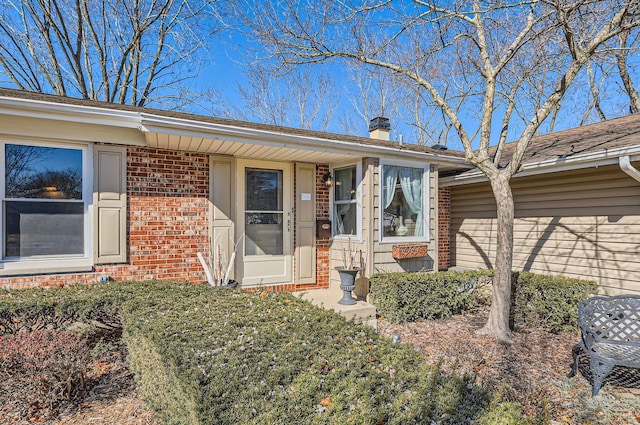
1, 149, 332, 291
438, 187, 451, 270
1, 146, 210, 288
122, 147, 210, 281
314, 164, 330, 289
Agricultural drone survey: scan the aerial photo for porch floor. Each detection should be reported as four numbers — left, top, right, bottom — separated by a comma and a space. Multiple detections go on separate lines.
294, 285, 377, 330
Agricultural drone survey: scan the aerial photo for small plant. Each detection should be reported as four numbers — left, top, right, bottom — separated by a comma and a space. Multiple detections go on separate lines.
0, 329, 89, 421
340, 234, 361, 270
198, 233, 243, 286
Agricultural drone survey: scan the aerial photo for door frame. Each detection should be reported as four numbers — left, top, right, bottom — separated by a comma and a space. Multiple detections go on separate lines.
236, 159, 293, 286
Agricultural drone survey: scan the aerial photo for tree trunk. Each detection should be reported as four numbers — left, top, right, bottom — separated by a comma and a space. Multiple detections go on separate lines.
478, 172, 515, 342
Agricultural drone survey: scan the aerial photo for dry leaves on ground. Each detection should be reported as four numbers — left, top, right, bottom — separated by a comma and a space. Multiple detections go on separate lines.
378, 308, 640, 425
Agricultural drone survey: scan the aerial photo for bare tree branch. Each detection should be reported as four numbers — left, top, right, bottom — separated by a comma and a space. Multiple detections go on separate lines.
0, 0, 221, 107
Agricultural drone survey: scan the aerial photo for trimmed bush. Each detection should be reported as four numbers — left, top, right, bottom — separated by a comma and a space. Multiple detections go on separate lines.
0, 329, 89, 421
512, 272, 597, 333
120, 283, 529, 424
370, 269, 596, 333
0, 281, 533, 424
369, 270, 493, 323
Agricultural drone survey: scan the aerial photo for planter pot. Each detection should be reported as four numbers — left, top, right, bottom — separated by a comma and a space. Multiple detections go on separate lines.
392, 243, 428, 260
335, 266, 361, 305
221, 279, 238, 289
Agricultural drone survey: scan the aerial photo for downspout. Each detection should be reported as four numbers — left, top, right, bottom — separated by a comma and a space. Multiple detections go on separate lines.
619, 156, 640, 183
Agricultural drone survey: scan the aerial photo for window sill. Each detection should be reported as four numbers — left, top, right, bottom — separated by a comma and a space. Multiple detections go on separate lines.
332, 235, 362, 242
0, 259, 93, 277
381, 236, 430, 244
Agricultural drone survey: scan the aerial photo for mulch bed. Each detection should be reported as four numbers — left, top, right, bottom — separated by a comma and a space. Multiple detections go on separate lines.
31, 309, 640, 424
378, 308, 640, 424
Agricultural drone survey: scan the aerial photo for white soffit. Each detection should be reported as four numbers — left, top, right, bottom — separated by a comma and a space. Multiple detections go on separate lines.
140, 113, 470, 166
144, 131, 358, 163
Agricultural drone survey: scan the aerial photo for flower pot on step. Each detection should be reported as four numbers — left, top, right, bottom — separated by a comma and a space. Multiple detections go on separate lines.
335, 266, 361, 305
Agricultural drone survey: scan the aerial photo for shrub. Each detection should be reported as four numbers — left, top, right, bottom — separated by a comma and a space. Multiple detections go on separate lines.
121, 284, 529, 424
512, 272, 597, 333
0, 281, 532, 424
0, 329, 89, 421
369, 270, 493, 323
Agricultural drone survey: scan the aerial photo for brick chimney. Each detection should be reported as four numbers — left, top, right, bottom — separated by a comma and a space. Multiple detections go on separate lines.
368, 117, 390, 141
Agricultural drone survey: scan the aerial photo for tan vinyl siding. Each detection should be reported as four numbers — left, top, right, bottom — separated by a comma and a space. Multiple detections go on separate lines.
450, 164, 640, 294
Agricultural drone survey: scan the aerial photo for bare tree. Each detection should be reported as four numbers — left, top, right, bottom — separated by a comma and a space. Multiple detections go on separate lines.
230, 0, 640, 341
217, 65, 338, 131
0, 0, 219, 107
338, 65, 400, 135
615, 29, 640, 113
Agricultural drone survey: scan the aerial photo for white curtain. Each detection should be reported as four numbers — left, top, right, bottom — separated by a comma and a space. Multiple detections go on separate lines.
335, 203, 351, 235
383, 165, 400, 209
399, 167, 424, 236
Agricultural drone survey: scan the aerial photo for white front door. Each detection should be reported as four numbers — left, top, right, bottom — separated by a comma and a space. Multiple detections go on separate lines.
237, 160, 292, 286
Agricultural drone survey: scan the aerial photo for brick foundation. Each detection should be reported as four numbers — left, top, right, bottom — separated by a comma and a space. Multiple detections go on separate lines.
437, 187, 451, 270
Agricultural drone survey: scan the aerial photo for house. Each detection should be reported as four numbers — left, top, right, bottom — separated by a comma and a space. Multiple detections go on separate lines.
440, 114, 640, 295
3, 88, 640, 296
0, 88, 467, 291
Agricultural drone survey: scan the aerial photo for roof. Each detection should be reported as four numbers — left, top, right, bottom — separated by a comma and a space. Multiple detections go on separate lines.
441, 113, 640, 185
0, 87, 466, 160
490, 113, 640, 167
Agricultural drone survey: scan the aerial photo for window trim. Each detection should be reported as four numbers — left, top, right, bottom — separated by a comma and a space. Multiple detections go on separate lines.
330, 161, 362, 241
379, 159, 430, 243
0, 139, 93, 275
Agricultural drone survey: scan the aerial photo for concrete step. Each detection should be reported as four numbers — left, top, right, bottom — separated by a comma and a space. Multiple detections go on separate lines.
294, 285, 377, 329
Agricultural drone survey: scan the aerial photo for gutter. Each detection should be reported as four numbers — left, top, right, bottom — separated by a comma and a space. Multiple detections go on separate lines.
0, 95, 141, 128
619, 155, 640, 183
441, 147, 640, 187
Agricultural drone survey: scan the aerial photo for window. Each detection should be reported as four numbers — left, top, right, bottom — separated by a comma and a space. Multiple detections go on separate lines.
1, 142, 92, 273
381, 162, 429, 241
333, 165, 359, 237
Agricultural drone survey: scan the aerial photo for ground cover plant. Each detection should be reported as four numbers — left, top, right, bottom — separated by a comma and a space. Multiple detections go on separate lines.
0, 281, 532, 424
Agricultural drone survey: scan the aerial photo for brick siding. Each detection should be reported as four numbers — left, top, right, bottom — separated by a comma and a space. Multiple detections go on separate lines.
1, 146, 210, 289
314, 164, 330, 289
1, 149, 333, 291
437, 187, 451, 270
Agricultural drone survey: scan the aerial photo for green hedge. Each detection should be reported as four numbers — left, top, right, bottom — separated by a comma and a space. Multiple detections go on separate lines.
121, 285, 523, 424
0, 281, 532, 425
370, 270, 596, 333
369, 270, 493, 323
512, 272, 597, 333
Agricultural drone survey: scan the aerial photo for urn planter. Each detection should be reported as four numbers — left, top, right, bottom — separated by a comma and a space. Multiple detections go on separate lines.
335, 266, 361, 305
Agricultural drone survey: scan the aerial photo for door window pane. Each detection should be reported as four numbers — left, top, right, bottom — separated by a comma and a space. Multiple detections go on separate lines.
5, 144, 82, 199
245, 168, 284, 256
245, 169, 282, 211
245, 213, 283, 255
5, 201, 84, 257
